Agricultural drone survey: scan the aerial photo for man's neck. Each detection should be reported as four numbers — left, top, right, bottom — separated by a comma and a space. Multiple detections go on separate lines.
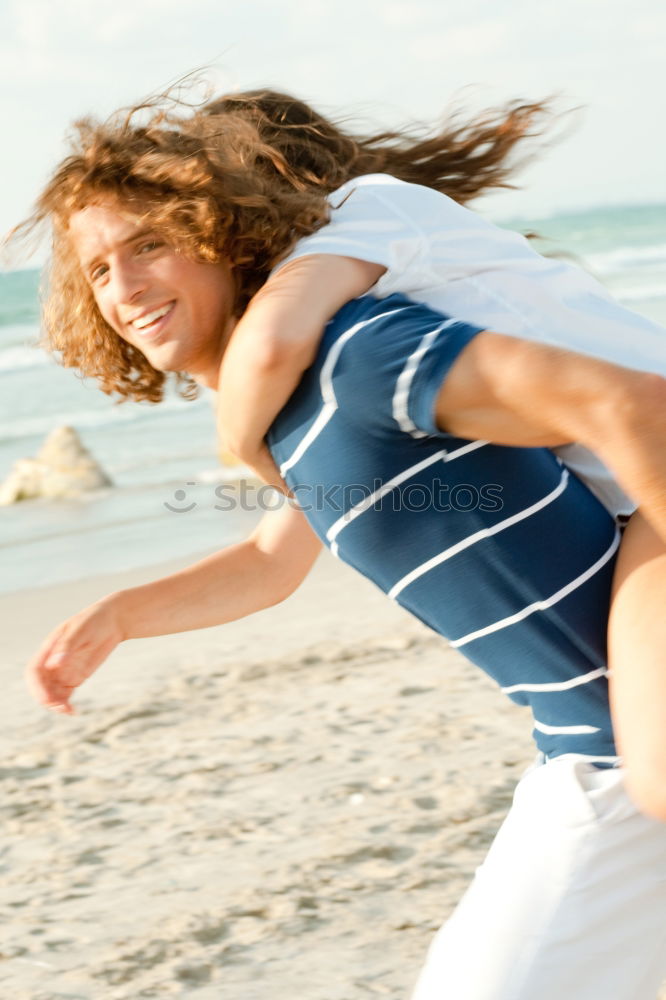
187, 315, 238, 390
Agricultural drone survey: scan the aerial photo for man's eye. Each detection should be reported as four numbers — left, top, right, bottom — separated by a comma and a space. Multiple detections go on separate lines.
138, 240, 162, 254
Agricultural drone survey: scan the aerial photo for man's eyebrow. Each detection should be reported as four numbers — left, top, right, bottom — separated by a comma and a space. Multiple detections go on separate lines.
124, 226, 161, 244
81, 227, 162, 274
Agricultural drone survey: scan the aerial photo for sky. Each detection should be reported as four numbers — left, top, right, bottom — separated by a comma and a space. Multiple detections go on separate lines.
1, 0, 665, 261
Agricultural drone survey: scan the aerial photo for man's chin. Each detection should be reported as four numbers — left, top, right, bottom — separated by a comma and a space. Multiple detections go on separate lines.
141, 346, 179, 373
139, 346, 208, 386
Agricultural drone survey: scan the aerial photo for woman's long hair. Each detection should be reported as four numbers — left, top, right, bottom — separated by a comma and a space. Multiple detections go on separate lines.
202, 89, 551, 203
9, 87, 553, 403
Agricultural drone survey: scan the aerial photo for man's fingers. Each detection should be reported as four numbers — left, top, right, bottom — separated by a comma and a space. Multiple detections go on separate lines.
45, 700, 75, 715
26, 635, 61, 674
26, 640, 78, 710
26, 599, 124, 713
44, 650, 67, 669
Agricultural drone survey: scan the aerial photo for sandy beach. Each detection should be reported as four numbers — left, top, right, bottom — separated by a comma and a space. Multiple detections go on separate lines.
1, 551, 663, 999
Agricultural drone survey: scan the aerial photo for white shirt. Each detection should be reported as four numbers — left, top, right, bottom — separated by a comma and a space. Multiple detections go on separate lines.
278, 174, 666, 515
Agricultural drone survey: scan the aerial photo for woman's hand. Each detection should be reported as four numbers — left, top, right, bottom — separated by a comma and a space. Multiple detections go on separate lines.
25, 596, 125, 714
243, 443, 291, 494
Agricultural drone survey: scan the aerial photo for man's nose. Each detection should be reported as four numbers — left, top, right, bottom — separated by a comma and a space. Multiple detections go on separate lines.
110, 260, 146, 303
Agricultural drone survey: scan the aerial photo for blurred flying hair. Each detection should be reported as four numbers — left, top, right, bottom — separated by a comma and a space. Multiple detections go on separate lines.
202, 89, 555, 202
9, 83, 556, 403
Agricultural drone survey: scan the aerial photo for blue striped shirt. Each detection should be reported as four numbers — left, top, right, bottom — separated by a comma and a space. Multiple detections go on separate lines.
268, 295, 619, 761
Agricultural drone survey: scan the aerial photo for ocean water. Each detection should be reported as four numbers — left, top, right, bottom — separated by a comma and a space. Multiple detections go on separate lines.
0, 272, 261, 594
1, 201, 665, 595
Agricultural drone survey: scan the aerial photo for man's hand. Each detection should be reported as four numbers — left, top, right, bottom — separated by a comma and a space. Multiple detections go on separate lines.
26, 508, 321, 713
26, 597, 125, 714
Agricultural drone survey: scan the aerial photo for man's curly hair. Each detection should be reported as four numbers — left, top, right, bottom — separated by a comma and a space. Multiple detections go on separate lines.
11, 103, 332, 402
9, 87, 553, 403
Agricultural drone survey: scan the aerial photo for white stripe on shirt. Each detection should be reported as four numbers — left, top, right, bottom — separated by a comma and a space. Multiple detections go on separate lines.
533, 719, 601, 736
388, 467, 571, 600
279, 307, 408, 476
392, 318, 459, 438
326, 440, 487, 546
501, 666, 608, 695
279, 403, 337, 477
451, 529, 621, 648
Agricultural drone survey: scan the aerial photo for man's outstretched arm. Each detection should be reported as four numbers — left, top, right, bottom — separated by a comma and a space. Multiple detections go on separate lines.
26, 504, 322, 714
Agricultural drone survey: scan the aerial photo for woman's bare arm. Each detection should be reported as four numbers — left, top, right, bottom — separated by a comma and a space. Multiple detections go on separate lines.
217, 254, 385, 487
435, 331, 666, 544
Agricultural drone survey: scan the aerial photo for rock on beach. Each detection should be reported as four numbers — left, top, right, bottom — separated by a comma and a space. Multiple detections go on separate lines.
0, 425, 112, 504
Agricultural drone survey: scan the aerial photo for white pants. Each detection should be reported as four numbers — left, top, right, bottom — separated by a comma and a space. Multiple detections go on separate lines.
410, 755, 666, 1000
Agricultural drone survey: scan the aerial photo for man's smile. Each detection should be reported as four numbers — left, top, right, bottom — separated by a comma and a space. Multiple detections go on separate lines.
126, 301, 176, 340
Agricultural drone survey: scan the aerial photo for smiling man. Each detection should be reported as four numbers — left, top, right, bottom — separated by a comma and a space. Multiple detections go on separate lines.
68, 203, 237, 386
15, 100, 666, 1000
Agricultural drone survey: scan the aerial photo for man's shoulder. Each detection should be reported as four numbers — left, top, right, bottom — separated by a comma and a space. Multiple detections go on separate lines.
322, 294, 432, 383
271, 294, 428, 441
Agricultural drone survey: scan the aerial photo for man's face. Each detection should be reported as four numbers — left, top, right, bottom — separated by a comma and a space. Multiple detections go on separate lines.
68, 201, 236, 386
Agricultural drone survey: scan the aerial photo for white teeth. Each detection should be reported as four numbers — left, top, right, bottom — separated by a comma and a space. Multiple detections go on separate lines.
132, 304, 172, 330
